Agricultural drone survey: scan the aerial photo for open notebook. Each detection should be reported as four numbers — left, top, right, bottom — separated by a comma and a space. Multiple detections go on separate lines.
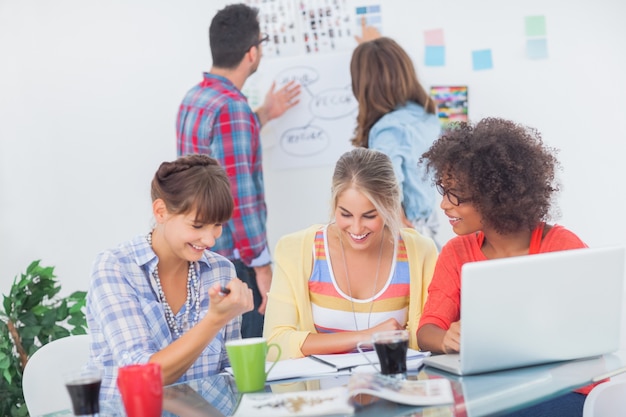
225, 349, 430, 381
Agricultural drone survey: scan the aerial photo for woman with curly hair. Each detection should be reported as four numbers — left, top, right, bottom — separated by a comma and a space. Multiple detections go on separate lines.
417, 117, 589, 416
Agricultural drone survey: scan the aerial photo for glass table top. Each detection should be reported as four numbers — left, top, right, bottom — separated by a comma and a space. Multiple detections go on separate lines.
44, 350, 626, 417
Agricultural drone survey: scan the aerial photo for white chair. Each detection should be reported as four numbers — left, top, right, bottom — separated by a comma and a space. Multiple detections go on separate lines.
582, 378, 626, 417
22, 334, 91, 416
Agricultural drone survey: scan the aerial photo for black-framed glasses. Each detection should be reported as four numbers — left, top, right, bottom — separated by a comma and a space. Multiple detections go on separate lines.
436, 183, 472, 206
250, 33, 270, 49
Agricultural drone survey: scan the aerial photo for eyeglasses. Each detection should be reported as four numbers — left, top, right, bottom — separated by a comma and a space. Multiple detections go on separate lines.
436, 183, 472, 206
250, 33, 270, 49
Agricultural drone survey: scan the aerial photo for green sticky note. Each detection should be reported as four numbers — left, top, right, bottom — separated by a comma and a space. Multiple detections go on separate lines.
525, 15, 547, 37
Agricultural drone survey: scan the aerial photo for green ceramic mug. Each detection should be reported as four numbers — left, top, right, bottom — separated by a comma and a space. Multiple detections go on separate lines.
225, 337, 282, 392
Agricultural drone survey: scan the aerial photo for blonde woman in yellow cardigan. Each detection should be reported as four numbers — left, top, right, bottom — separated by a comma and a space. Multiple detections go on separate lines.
264, 148, 437, 359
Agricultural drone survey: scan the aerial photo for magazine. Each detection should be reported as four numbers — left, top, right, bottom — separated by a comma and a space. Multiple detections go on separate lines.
231, 374, 453, 416
347, 373, 454, 406
231, 386, 353, 417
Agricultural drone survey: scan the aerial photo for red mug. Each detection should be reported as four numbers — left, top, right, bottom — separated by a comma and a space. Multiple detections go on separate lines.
117, 363, 163, 417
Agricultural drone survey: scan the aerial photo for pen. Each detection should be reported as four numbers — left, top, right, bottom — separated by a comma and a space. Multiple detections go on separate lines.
307, 355, 338, 370
219, 286, 231, 296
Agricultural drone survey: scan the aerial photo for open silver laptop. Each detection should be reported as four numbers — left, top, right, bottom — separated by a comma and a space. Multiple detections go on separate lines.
423, 246, 625, 375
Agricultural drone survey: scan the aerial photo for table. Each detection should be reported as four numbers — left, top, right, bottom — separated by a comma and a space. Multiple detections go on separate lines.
45, 350, 626, 417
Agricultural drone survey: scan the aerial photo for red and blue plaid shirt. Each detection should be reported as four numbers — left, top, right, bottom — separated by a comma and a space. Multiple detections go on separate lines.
176, 73, 267, 265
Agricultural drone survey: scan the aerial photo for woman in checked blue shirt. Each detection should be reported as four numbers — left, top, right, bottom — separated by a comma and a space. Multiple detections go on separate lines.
87, 154, 253, 399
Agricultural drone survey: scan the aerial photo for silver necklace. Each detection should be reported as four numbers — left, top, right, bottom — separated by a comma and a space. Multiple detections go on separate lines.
147, 232, 200, 338
337, 227, 385, 331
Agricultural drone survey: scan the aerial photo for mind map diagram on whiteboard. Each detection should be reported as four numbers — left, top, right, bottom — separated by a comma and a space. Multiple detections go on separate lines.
251, 52, 356, 170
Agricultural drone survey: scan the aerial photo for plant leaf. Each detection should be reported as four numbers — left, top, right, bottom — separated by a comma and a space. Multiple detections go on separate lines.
19, 325, 42, 339
0, 353, 9, 368
3, 368, 12, 385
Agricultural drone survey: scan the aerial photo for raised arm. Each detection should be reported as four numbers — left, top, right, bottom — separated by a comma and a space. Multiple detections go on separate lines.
254, 81, 301, 127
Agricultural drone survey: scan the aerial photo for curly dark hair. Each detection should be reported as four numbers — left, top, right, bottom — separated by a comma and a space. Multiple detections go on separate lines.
421, 118, 561, 234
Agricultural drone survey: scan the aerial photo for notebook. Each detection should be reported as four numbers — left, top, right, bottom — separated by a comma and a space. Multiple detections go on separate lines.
423, 246, 625, 375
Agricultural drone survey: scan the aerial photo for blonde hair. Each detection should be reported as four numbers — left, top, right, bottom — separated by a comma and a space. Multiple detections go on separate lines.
331, 148, 401, 239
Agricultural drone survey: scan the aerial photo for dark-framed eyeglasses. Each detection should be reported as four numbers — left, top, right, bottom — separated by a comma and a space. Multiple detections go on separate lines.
250, 33, 270, 49
436, 183, 472, 206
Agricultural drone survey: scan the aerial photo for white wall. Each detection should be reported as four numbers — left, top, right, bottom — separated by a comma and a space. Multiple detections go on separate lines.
2, 0, 626, 345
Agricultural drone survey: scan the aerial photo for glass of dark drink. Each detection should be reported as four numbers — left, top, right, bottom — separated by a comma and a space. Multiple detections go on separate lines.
373, 330, 409, 378
357, 330, 409, 379
64, 367, 102, 416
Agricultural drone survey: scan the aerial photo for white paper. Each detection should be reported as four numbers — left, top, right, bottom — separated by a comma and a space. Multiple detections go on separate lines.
266, 357, 339, 381
352, 355, 429, 374
224, 357, 338, 382
311, 348, 429, 370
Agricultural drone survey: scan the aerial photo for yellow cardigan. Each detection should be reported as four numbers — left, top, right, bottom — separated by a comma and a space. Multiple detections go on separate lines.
263, 224, 438, 360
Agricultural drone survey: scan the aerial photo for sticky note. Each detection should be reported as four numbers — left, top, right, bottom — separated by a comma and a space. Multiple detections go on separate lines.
472, 49, 493, 71
366, 14, 382, 25
526, 38, 548, 59
425, 46, 445, 66
525, 16, 547, 37
424, 29, 445, 46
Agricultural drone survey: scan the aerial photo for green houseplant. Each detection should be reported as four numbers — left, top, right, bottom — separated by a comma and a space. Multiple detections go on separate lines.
0, 260, 87, 417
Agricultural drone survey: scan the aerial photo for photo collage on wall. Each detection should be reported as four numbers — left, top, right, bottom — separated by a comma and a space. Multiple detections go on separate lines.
429, 86, 469, 129
245, 0, 356, 58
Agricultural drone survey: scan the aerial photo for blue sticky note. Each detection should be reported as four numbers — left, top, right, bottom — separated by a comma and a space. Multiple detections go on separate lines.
366, 14, 382, 24
425, 46, 445, 66
472, 49, 493, 71
526, 38, 548, 59
355, 7, 367, 14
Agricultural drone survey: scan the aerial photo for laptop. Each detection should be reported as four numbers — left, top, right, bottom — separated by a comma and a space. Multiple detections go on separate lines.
423, 246, 625, 375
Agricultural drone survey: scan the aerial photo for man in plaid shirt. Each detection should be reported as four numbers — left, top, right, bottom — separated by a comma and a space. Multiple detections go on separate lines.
176, 3, 300, 337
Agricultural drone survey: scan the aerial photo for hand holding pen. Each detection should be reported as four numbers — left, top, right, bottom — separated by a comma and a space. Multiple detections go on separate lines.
208, 278, 254, 320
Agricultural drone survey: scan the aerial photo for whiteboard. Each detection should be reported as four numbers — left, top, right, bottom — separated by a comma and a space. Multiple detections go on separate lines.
250, 53, 356, 170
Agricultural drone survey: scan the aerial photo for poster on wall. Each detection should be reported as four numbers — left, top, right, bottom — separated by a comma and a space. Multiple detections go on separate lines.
242, 0, 385, 170
245, 0, 356, 58
429, 86, 469, 129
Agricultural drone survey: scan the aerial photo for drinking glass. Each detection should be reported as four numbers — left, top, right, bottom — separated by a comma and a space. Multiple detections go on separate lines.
357, 330, 409, 379
117, 363, 163, 417
64, 367, 102, 416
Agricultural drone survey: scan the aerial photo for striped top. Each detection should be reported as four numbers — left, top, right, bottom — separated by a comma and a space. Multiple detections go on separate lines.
308, 225, 410, 335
